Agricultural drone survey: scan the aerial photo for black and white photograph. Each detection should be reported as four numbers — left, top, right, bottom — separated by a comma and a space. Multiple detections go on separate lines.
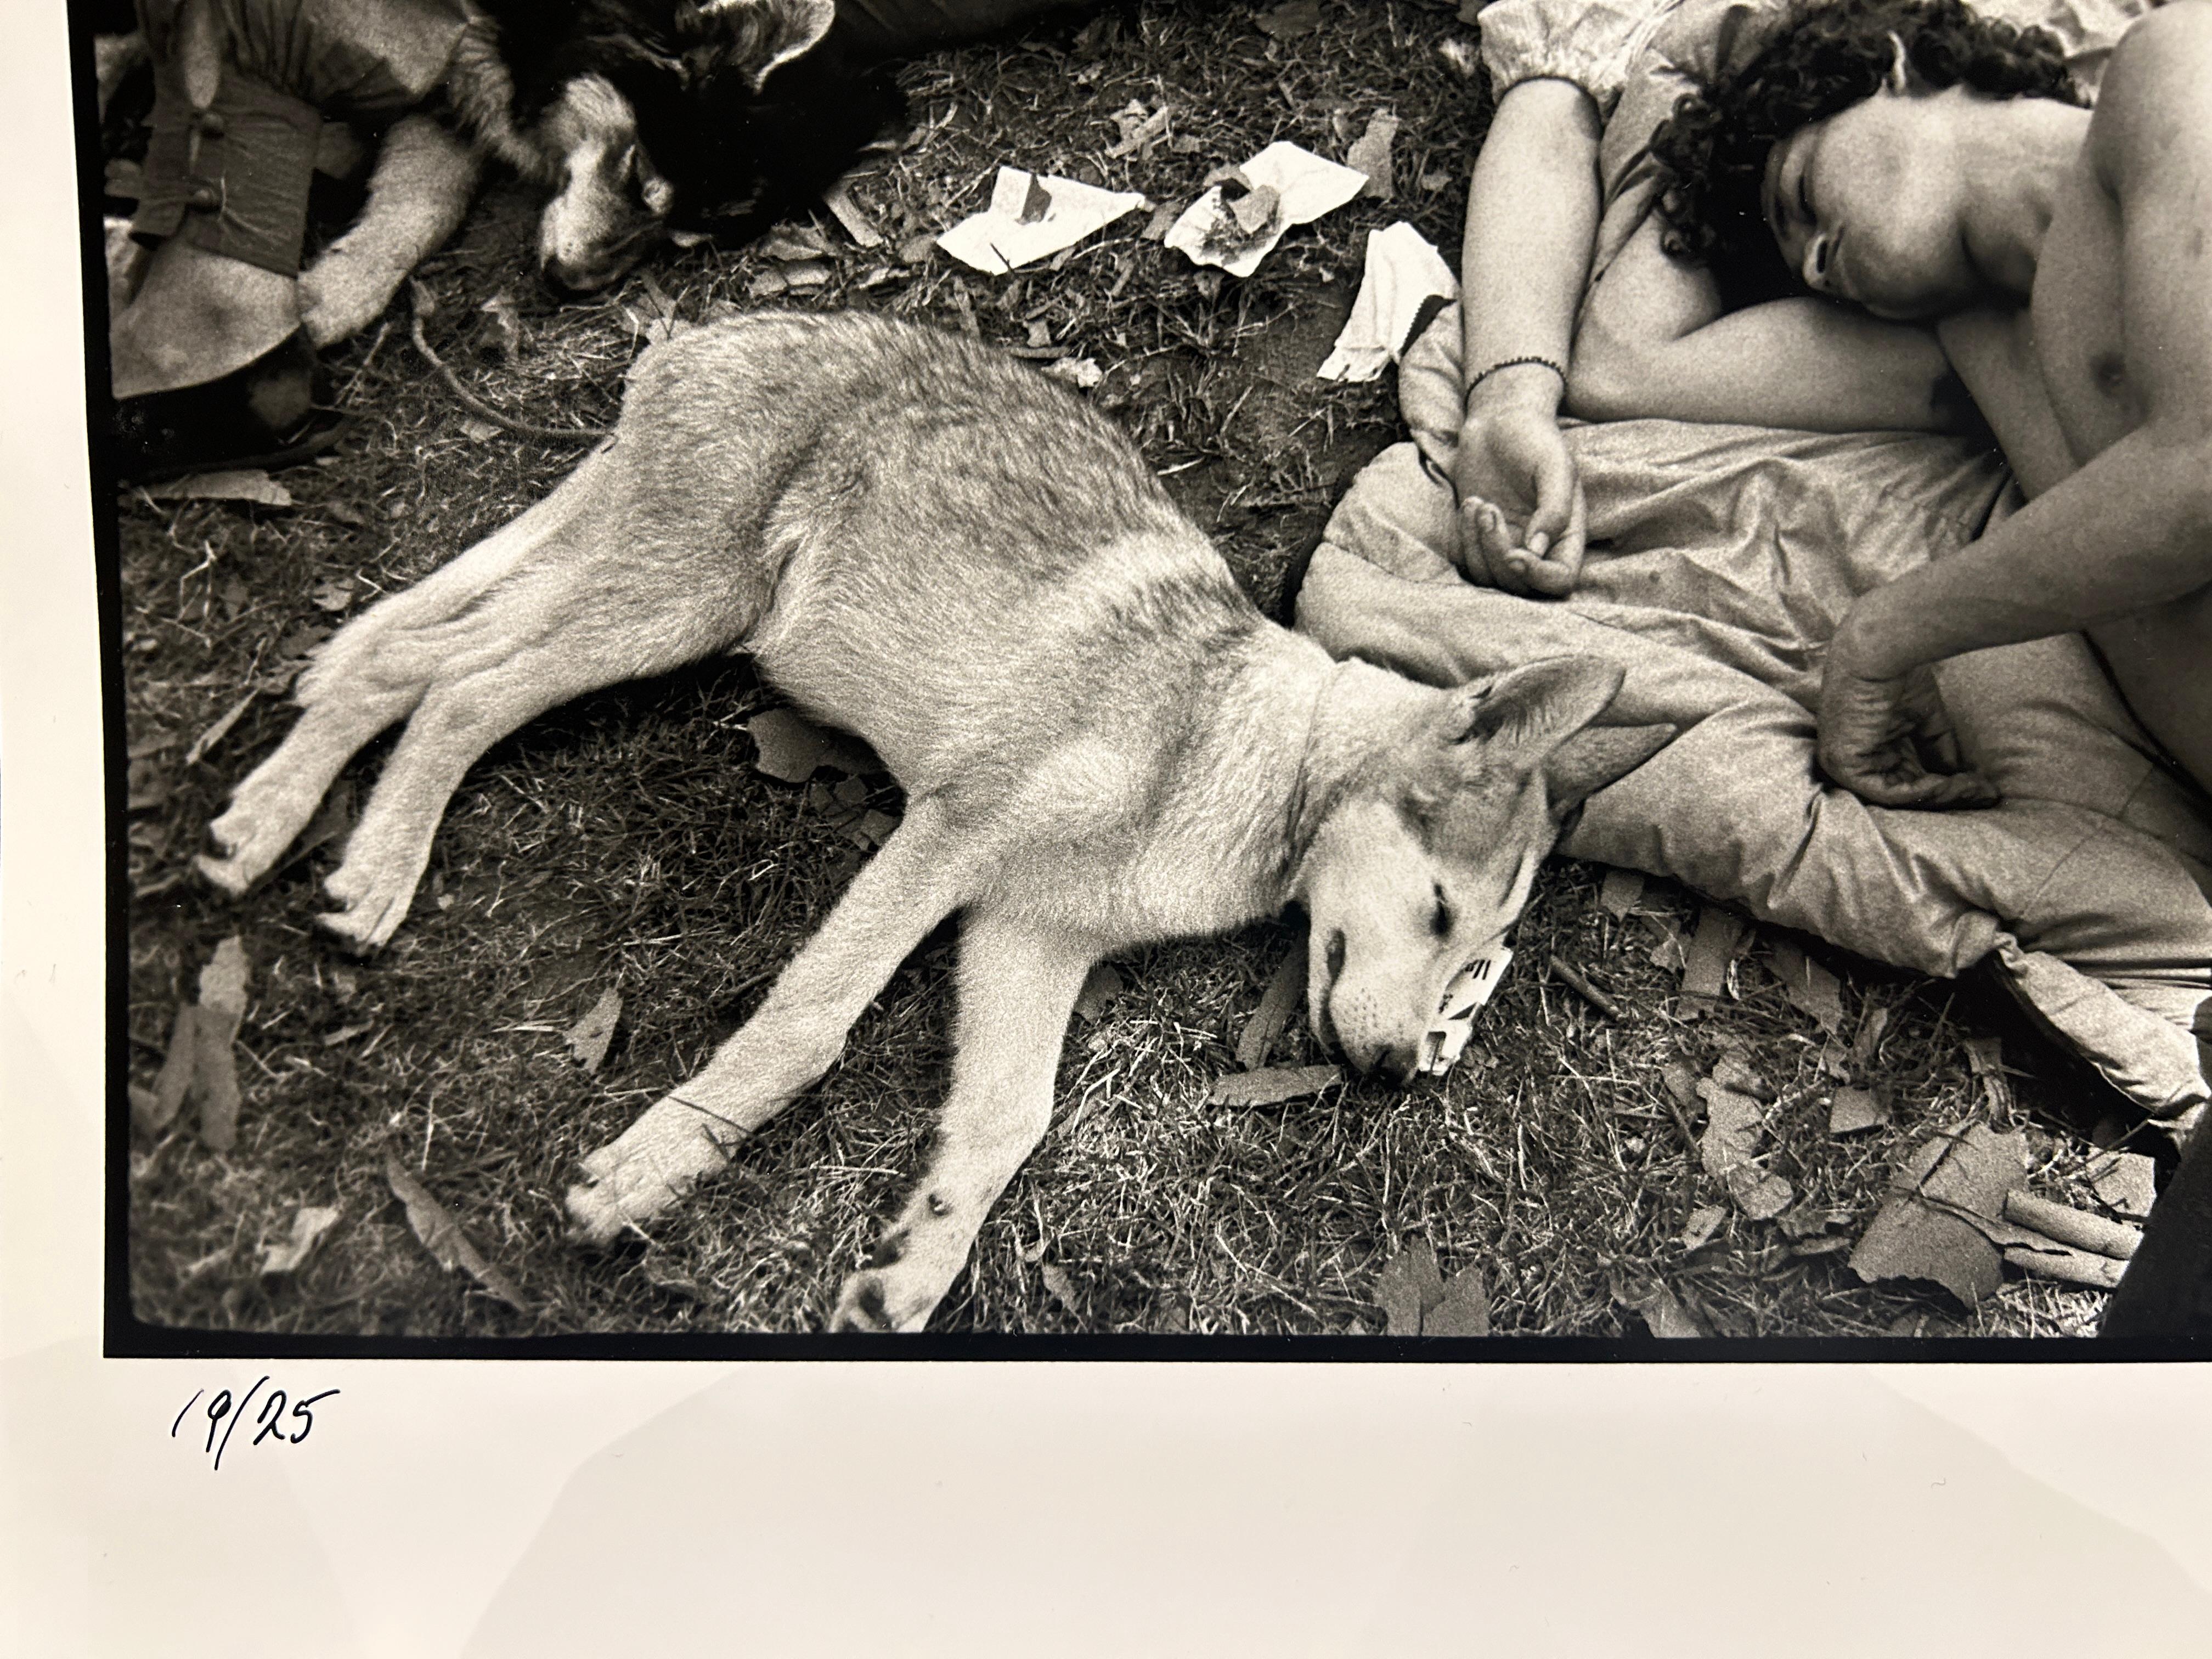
14, 0, 2212, 1650
87, 0, 2212, 1347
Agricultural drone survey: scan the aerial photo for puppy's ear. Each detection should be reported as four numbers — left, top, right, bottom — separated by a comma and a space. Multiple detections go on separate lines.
1438, 656, 1624, 754
1543, 724, 1678, 812
677, 0, 837, 88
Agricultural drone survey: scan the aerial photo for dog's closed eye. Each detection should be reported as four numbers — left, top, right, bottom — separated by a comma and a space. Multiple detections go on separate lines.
1430, 883, 1454, 938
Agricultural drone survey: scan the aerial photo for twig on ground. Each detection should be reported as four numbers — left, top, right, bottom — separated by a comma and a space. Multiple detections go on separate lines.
408, 283, 611, 444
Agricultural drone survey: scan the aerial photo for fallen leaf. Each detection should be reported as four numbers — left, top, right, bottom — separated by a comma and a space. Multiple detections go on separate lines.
1206, 1063, 1341, 1107
141, 1002, 200, 1133
1697, 1075, 1793, 1218
259, 1205, 341, 1274
1769, 939, 1845, 1032
146, 469, 294, 507
746, 707, 878, 782
309, 578, 353, 613
459, 416, 501, 442
896, 233, 938, 266
1424, 1264, 1490, 1336
1624, 1280, 1708, 1338
565, 986, 623, 1074
1374, 1239, 1443, 1335
1598, 867, 1645, 917
822, 180, 883, 247
1829, 1086, 1889, 1136
2002, 1242, 2126, 1289
1040, 1262, 1080, 1311
1042, 356, 1104, 390
1851, 1004, 1892, 1073
1965, 1036, 2012, 1112
194, 936, 250, 1152
2086, 1150, 2157, 1220
479, 291, 523, 358
1236, 939, 1307, 1070
851, 809, 899, 848
383, 1153, 531, 1312
1344, 111, 1398, 199
184, 689, 259, 766
748, 269, 790, 299
1257, 0, 1323, 38
1680, 906, 1748, 1002
1680, 1203, 1726, 1249
1074, 962, 1124, 1022
2001, 1189, 2141, 1260
1710, 1053, 1775, 1101
1777, 1205, 1840, 1240
1105, 101, 1173, 160
1660, 1060, 1702, 1114
1849, 1124, 2027, 1305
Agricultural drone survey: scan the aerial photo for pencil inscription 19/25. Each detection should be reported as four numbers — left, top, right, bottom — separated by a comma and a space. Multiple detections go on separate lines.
171, 1378, 337, 1469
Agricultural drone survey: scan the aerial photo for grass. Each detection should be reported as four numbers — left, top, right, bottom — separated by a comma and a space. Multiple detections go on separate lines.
117, 0, 2145, 1342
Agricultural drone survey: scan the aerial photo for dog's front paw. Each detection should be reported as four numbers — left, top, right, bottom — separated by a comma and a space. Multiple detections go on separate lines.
297, 256, 402, 350
830, 1267, 937, 1333
317, 876, 416, 955
197, 786, 320, 896
565, 1097, 743, 1246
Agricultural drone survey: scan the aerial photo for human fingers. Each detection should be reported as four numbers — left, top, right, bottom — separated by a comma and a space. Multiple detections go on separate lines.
1463, 499, 1538, 595
1518, 481, 1588, 598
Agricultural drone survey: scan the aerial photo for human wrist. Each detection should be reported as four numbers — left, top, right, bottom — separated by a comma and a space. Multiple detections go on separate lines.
1831, 590, 1920, 681
1463, 357, 1566, 418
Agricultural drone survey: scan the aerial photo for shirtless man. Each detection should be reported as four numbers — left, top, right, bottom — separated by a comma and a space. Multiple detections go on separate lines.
1635, 0, 2212, 806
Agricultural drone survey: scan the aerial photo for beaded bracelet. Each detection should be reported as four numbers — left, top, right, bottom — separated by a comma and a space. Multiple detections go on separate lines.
1464, 355, 1567, 405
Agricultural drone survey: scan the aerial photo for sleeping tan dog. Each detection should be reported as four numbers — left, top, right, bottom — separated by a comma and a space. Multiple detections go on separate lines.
198, 311, 1676, 1330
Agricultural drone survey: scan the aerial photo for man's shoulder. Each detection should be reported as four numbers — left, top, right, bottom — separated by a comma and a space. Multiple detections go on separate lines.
2090, 1, 2212, 193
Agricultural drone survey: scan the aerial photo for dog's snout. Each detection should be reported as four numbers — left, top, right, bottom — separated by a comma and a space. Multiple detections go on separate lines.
540, 258, 610, 301
1360, 1040, 1420, 1088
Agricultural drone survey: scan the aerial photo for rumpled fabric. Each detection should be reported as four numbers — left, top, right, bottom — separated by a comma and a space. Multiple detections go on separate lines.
1297, 0, 2209, 1115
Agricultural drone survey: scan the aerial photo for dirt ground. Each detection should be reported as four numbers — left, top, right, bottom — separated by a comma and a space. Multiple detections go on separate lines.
114, 0, 2157, 1343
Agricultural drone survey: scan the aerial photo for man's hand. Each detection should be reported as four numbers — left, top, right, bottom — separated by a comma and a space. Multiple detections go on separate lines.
1816, 612, 1999, 809
1451, 400, 1587, 597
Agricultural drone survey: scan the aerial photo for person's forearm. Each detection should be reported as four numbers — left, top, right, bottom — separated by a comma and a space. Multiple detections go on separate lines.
1576, 298, 1963, 431
1570, 218, 1965, 433
1842, 422, 2212, 672
1460, 78, 1601, 417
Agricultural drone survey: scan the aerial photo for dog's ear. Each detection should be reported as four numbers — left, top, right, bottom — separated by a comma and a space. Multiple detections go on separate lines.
1543, 723, 1678, 812
1438, 656, 1625, 754
676, 0, 837, 88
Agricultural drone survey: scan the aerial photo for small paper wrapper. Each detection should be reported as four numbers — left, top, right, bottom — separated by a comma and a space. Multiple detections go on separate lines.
1318, 221, 1459, 382
1418, 945, 1514, 1076
937, 167, 1148, 275
1164, 141, 1370, 278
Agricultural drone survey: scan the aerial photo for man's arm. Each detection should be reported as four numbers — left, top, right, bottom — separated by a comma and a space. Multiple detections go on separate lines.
1834, 4, 2212, 675
1570, 216, 1972, 432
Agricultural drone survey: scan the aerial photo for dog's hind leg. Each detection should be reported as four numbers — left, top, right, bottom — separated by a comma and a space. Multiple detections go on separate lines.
199, 461, 612, 896
830, 910, 1094, 1331
565, 799, 986, 1246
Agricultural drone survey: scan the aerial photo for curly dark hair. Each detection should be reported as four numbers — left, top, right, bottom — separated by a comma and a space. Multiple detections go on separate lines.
1648, 0, 2083, 309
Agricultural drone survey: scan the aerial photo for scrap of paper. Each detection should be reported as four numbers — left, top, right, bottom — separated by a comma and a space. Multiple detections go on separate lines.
937, 167, 1147, 275
1418, 944, 1513, 1076
1318, 221, 1459, 382
1164, 140, 1370, 278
